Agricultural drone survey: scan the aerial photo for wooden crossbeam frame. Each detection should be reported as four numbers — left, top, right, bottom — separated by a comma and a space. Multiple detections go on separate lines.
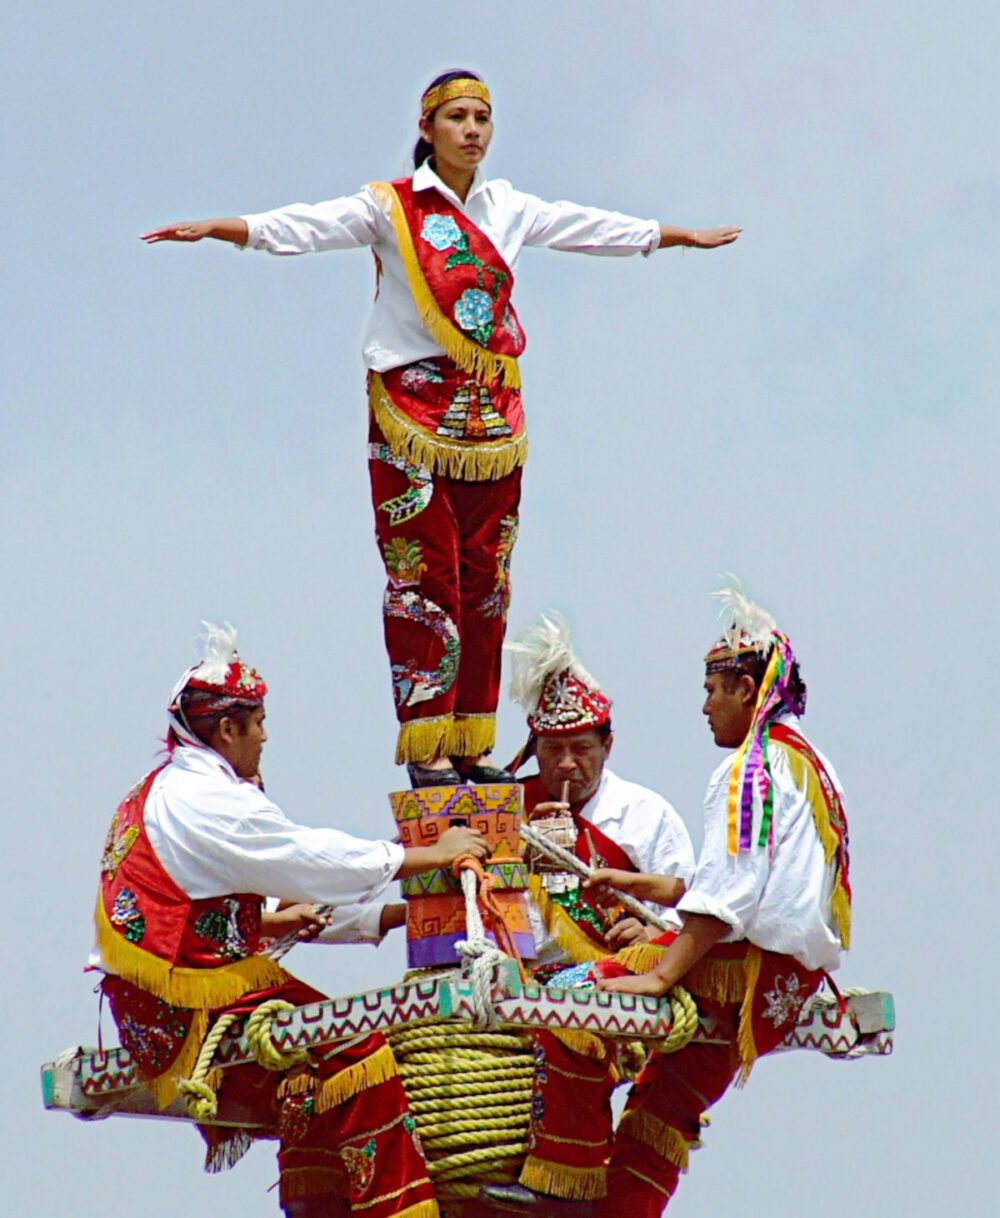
41, 965, 894, 1127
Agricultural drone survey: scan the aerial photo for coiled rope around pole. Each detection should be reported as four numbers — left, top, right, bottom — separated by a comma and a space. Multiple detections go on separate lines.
386, 1017, 533, 1203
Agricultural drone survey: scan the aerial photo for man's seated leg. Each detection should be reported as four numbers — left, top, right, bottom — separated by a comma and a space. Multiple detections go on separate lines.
598, 1033, 736, 1218
484, 1029, 615, 1207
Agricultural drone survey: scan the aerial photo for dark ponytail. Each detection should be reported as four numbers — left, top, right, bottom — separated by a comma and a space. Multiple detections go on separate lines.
413, 68, 485, 168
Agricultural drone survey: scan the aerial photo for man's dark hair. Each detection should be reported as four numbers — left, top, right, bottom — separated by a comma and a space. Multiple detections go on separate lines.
176, 689, 258, 747
720, 651, 807, 712
413, 69, 486, 168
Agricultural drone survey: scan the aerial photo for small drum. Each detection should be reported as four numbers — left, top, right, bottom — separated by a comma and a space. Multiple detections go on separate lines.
525, 813, 581, 895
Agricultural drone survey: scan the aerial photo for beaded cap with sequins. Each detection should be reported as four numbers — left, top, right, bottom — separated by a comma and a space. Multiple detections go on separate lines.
507, 612, 611, 735
167, 622, 267, 748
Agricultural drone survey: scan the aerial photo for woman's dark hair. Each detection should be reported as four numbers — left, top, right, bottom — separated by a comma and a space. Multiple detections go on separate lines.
413, 69, 485, 168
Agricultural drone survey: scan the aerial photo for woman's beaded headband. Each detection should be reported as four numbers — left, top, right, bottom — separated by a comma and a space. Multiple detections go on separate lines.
421, 78, 491, 118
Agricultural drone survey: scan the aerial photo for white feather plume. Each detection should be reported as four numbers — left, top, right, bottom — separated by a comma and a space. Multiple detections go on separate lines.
193, 620, 240, 683
710, 575, 776, 652
506, 611, 601, 712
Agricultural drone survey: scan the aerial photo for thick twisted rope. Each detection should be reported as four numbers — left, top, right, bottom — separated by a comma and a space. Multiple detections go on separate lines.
448, 854, 527, 1028
387, 1019, 533, 1201
657, 984, 700, 1054
177, 1011, 242, 1122
177, 999, 313, 1121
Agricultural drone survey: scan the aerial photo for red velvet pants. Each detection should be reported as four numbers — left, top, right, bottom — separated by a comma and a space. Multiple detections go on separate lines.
519, 947, 824, 1214
368, 415, 521, 765
103, 975, 438, 1218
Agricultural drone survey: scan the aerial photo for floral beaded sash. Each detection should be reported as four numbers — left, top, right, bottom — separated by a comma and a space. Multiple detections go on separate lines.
368, 179, 528, 480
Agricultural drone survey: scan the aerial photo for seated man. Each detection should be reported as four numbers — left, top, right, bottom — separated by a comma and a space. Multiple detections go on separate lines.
491, 583, 852, 1215
91, 623, 487, 1218
495, 613, 694, 1201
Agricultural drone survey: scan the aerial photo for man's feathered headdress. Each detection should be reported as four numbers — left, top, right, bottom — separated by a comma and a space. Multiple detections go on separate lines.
507, 612, 611, 737
706, 578, 804, 855
167, 622, 267, 749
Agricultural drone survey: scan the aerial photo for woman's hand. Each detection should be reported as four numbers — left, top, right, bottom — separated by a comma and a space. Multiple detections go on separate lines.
687, 226, 742, 248
141, 221, 216, 243
140, 218, 249, 245
260, 903, 330, 942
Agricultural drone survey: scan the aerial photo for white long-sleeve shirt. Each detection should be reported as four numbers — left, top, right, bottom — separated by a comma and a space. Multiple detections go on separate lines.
91, 745, 404, 969
242, 160, 661, 373
529, 767, 695, 964
677, 715, 846, 972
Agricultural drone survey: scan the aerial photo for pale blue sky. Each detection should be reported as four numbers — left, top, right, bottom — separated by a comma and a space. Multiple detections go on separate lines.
4, 3, 997, 1214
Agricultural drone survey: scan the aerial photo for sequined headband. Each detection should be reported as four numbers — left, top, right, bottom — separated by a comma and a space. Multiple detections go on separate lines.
421, 78, 491, 117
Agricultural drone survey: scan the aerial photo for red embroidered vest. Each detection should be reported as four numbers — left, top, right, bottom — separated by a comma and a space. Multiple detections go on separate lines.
367, 177, 528, 480
96, 765, 287, 1012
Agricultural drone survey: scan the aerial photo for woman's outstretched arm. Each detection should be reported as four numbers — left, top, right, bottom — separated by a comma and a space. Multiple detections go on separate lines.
141, 218, 249, 245
658, 224, 741, 249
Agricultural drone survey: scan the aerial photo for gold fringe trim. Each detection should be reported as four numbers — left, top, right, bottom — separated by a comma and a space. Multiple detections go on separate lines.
780, 745, 852, 949
395, 713, 499, 765
389, 1201, 440, 1218
396, 716, 453, 765
279, 1165, 347, 1201
617, 1109, 690, 1172
550, 1028, 607, 1060
95, 897, 289, 1012
370, 373, 527, 483
370, 182, 522, 390
314, 1044, 399, 1114
449, 714, 497, 761
686, 957, 748, 1005
277, 1064, 317, 1100
149, 1008, 208, 1109
520, 1157, 607, 1201
612, 943, 747, 1005
613, 941, 666, 974
736, 944, 763, 1084
529, 876, 610, 966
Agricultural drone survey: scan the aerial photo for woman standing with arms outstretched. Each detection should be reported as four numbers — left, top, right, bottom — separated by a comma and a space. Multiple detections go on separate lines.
143, 70, 740, 787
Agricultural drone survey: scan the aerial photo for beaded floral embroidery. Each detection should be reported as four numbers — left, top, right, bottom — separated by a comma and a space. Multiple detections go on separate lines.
418, 214, 509, 346
342, 1138, 377, 1195
383, 589, 460, 707
119, 1013, 188, 1073
400, 359, 446, 390
762, 973, 807, 1027
194, 898, 249, 961
101, 816, 140, 880
421, 214, 462, 251
383, 537, 428, 588
110, 887, 146, 944
479, 514, 518, 617
528, 1040, 549, 1145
